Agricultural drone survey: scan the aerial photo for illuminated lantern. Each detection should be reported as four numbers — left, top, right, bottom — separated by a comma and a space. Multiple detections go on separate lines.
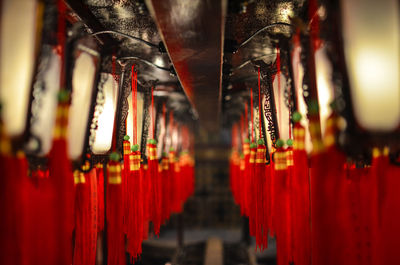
0, 0, 41, 138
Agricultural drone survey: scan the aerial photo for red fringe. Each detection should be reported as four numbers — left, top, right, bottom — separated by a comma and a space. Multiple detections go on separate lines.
161, 157, 170, 224
0, 154, 28, 265
73, 170, 98, 265
274, 148, 290, 265
310, 146, 346, 265
292, 143, 311, 265
141, 165, 150, 240
96, 166, 105, 232
106, 161, 126, 265
48, 139, 75, 265
126, 152, 144, 261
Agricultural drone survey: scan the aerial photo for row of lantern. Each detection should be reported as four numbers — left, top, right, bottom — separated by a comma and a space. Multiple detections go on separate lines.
228, 0, 399, 264
0, 0, 196, 265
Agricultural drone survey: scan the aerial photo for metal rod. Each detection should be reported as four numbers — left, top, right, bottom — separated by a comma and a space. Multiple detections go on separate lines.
90, 30, 158, 49
238, 22, 293, 50
117, 56, 171, 72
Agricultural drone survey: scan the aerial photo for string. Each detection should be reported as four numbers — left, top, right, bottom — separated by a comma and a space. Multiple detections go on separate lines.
57, 0, 66, 85
258, 67, 262, 140
162, 103, 166, 150
240, 115, 244, 145
244, 103, 248, 140
151, 86, 155, 139
276, 45, 282, 135
250, 88, 254, 142
131, 65, 137, 145
169, 111, 174, 149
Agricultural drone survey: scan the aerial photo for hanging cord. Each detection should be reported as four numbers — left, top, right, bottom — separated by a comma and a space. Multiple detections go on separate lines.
131, 65, 138, 145
151, 86, 155, 139
250, 88, 254, 142
276, 44, 282, 133
240, 115, 244, 146
258, 68, 263, 140
244, 103, 248, 140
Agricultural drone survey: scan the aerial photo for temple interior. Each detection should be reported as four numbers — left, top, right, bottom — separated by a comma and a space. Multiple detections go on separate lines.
0, 0, 399, 265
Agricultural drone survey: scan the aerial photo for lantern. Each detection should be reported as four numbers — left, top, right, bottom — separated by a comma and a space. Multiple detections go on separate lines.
340, 0, 399, 132
91, 73, 119, 154
0, 0, 41, 138
67, 38, 101, 161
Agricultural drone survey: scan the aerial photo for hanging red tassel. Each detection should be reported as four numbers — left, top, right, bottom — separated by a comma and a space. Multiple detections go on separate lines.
0, 130, 28, 265
141, 163, 150, 240
47, 96, 75, 265
291, 114, 311, 265
106, 153, 126, 265
255, 139, 268, 250
73, 169, 98, 265
273, 140, 290, 265
310, 114, 347, 265
147, 139, 161, 236
285, 143, 295, 264
96, 164, 105, 232
378, 148, 400, 265
126, 145, 143, 262
160, 153, 170, 224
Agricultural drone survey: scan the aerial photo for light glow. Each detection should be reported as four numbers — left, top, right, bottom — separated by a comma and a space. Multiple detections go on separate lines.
91, 73, 118, 154
315, 45, 334, 137
0, 0, 38, 136
30, 49, 61, 155
68, 53, 97, 160
127, 91, 144, 149
341, 0, 400, 131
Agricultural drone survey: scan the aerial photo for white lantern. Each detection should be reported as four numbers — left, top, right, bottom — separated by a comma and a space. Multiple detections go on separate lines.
91, 73, 119, 154
126, 91, 145, 150
68, 51, 99, 160
340, 0, 400, 131
0, 0, 39, 137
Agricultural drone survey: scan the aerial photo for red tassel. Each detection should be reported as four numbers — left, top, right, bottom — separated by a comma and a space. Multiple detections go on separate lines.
248, 144, 257, 237
292, 123, 311, 265
73, 169, 98, 265
47, 105, 75, 265
255, 142, 268, 250
126, 150, 143, 261
0, 150, 28, 265
241, 141, 250, 216
106, 159, 126, 265
373, 147, 400, 265
160, 155, 170, 224
274, 145, 290, 265
147, 142, 161, 236
141, 164, 150, 240
310, 134, 346, 265
96, 164, 105, 232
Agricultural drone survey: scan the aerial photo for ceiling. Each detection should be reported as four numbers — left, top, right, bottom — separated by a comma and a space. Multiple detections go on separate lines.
65, 0, 307, 131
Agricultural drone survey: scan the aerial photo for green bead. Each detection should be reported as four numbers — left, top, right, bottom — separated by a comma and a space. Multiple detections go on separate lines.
275, 139, 284, 148
250, 142, 257, 149
147, 139, 157, 145
58, 90, 70, 103
244, 138, 250, 143
308, 100, 319, 115
123, 135, 130, 141
131, 144, 139, 152
287, 139, 293, 146
109, 152, 120, 161
162, 152, 167, 157
292, 111, 302, 123
169, 147, 175, 152
257, 138, 265, 145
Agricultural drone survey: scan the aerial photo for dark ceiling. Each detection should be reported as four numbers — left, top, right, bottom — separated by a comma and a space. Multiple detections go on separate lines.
65, 0, 307, 131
